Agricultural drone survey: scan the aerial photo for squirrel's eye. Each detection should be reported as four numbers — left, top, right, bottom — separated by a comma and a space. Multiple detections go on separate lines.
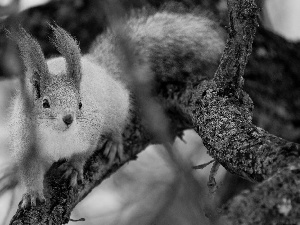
79, 102, 82, 109
42, 99, 50, 108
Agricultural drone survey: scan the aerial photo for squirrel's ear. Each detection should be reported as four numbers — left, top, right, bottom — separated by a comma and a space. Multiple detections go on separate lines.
6, 27, 49, 99
49, 24, 82, 89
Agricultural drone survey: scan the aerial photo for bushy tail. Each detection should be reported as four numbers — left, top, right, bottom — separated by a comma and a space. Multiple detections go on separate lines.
89, 9, 225, 83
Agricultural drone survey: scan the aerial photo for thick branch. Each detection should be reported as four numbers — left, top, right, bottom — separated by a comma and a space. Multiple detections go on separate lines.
177, 0, 300, 224
186, 81, 300, 182
214, 0, 258, 97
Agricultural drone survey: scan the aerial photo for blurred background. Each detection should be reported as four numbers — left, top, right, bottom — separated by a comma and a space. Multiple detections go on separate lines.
0, 0, 300, 224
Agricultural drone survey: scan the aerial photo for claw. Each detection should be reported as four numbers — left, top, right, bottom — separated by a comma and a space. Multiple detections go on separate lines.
103, 140, 125, 164
103, 141, 113, 157
69, 170, 78, 187
108, 144, 117, 164
59, 162, 84, 187
117, 143, 125, 161
21, 191, 45, 208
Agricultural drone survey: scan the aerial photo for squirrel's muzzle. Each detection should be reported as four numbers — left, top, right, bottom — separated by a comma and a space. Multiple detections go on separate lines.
62, 114, 73, 126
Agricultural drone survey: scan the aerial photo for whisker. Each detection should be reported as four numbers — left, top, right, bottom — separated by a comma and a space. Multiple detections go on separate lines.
37, 117, 56, 120
77, 117, 89, 121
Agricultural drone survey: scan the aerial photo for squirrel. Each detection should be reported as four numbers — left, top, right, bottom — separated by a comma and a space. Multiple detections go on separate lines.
7, 10, 225, 208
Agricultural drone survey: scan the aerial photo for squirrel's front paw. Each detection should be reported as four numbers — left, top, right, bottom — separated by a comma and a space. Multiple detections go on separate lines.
59, 160, 84, 187
21, 191, 45, 208
103, 139, 125, 164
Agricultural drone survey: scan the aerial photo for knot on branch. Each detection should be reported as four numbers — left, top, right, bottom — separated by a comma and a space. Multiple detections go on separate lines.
196, 81, 253, 123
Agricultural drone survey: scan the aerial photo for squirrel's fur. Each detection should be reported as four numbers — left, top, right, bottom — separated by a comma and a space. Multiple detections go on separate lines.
90, 11, 224, 82
7, 10, 224, 208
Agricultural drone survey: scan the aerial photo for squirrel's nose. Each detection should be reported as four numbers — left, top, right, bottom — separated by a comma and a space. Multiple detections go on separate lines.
63, 114, 73, 126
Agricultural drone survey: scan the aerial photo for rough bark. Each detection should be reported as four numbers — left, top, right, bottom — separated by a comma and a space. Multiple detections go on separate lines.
186, 0, 300, 224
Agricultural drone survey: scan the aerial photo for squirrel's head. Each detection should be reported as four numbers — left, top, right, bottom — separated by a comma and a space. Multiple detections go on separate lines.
36, 63, 82, 131
8, 25, 83, 131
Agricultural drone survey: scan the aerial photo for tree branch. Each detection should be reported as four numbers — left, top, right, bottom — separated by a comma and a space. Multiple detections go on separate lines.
214, 0, 258, 96
176, 0, 300, 223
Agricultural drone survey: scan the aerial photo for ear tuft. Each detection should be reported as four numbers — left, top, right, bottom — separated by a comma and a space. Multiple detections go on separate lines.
49, 23, 82, 88
6, 26, 49, 98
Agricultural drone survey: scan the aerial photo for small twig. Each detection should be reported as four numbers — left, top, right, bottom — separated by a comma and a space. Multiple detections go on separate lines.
207, 161, 220, 195
192, 159, 215, 170
69, 218, 85, 222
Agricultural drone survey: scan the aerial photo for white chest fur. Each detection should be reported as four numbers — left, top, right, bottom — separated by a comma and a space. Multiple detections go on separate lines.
36, 121, 93, 163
